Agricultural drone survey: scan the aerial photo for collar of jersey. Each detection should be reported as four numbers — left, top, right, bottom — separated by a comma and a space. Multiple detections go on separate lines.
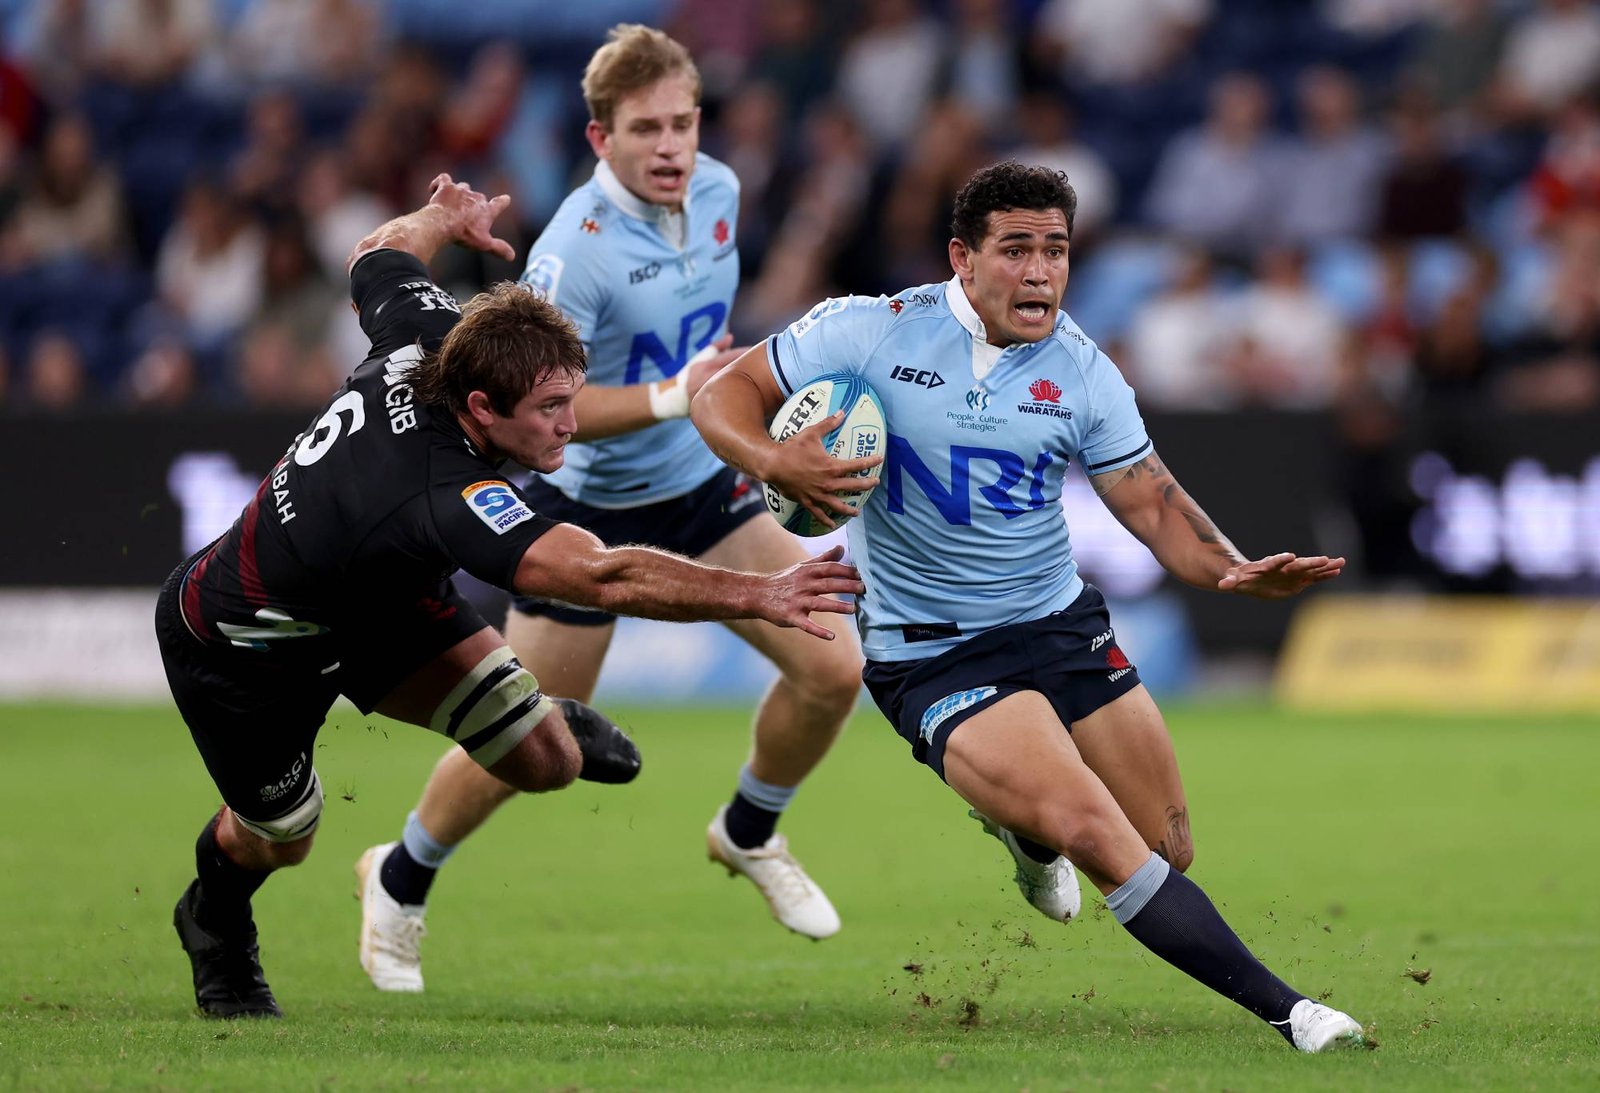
594, 160, 689, 247
946, 275, 1008, 382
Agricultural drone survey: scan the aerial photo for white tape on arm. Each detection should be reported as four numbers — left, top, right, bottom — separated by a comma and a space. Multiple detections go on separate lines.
647, 368, 693, 419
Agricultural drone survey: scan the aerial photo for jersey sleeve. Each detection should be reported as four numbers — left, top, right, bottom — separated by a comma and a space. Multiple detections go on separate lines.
520, 229, 606, 354
1076, 348, 1154, 475
350, 248, 463, 358
429, 474, 560, 589
765, 296, 888, 397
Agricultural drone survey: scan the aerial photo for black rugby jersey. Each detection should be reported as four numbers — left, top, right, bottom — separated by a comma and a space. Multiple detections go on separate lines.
179, 249, 557, 652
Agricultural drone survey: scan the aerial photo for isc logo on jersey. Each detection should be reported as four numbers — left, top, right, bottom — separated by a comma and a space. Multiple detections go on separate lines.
462, 481, 535, 535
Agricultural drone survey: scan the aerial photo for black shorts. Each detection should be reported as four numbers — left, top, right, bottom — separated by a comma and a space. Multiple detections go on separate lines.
510, 466, 768, 625
156, 555, 488, 827
862, 585, 1142, 781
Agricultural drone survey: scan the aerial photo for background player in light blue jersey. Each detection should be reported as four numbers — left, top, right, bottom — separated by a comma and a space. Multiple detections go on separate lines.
692, 162, 1368, 1053
355, 26, 863, 992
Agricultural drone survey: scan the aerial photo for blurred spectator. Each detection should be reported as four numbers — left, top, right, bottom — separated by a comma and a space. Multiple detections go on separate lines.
1405, 0, 1508, 119
124, 337, 199, 408
296, 148, 393, 280
1034, 0, 1211, 88
438, 42, 524, 170
255, 216, 340, 352
667, 0, 762, 97
11, 0, 95, 106
1527, 93, 1600, 231
882, 98, 994, 286
1322, 0, 1436, 35
1225, 245, 1348, 407
748, 0, 836, 127
205, 0, 385, 92
0, 40, 38, 146
0, 342, 9, 406
1412, 279, 1497, 404
1501, 207, 1600, 407
942, 0, 1021, 133
710, 81, 788, 272
23, 330, 88, 410
154, 176, 265, 351
230, 90, 307, 221
1123, 247, 1235, 410
1495, 0, 1600, 120
90, 0, 217, 89
1378, 92, 1471, 240
5, 112, 127, 269
1006, 92, 1117, 243
1278, 66, 1392, 245
835, 0, 948, 153
233, 321, 336, 408
1144, 72, 1285, 263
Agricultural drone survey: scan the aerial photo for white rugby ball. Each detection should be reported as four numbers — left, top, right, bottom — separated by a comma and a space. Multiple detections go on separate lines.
765, 371, 886, 536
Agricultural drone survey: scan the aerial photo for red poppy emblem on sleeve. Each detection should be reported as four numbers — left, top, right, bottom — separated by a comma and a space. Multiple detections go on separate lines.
1029, 378, 1062, 403
714, 219, 729, 244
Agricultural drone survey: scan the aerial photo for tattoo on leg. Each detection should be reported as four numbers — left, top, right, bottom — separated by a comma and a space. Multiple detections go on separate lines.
1155, 805, 1193, 870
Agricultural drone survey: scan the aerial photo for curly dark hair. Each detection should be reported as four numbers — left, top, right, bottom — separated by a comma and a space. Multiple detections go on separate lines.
410, 282, 587, 417
950, 161, 1077, 249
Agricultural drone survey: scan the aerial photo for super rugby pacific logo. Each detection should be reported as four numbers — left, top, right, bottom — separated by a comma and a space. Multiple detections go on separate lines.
462, 480, 535, 535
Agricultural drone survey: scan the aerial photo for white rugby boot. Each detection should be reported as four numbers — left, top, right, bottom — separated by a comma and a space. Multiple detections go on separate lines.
1284, 999, 1366, 1053
706, 805, 841, 940
968, 809, 1081, 923
354, 842, 426, 993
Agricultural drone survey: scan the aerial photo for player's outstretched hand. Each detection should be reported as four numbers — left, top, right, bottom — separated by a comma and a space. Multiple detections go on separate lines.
768, 409, 884, 531
1217, 552, 1345, 599
426, 173, 517, 262
753, 545, 864, 639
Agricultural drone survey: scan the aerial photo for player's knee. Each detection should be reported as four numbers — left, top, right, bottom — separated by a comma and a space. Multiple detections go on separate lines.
1033, 804, 1123, 874
485, 710, 582, 793
264, 832, 316, 868
786, 649, 862, 720
431, 647, 571, 781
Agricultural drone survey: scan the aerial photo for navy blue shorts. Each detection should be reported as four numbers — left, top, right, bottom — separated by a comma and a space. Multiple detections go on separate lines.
862, 585, 1142, 781
511, 466, 768, 625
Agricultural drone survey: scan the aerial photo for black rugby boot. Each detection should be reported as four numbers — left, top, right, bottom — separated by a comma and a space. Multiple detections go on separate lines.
558, 697, 642, 784
172, 880, 282, 1018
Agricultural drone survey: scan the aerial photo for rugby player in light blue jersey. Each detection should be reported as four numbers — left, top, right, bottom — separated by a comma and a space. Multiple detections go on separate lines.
355, 26, 862, 992
692, 162, 1367, 1053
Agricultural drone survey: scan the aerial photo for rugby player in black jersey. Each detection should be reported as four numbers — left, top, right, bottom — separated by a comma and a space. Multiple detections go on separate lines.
157, 175, 862, 1019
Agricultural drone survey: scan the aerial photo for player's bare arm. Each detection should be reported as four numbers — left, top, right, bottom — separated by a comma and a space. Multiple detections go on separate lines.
1092, 450, 1344, 598
511, 523, 863, 639
569, 334, 749, 442
346, 174, 517, 273
692, 343, 881, 529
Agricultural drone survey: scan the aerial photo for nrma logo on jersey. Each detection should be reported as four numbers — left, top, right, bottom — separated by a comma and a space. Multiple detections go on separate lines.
885, 436, 1056, 525
462, 480, 535, 535
625, 302, 727, 383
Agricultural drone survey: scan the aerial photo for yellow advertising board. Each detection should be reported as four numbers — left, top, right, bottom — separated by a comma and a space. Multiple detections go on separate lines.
1276, 596, 1600, 712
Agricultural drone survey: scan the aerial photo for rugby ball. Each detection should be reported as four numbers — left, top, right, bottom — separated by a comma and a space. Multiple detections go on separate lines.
764, 371, 886, 536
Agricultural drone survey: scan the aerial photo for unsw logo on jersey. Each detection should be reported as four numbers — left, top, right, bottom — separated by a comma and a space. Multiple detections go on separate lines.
462, 480, 535, 535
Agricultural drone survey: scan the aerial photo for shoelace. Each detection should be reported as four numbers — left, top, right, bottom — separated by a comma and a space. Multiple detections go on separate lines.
373, 912, 426, 959
745, 836, 818, 903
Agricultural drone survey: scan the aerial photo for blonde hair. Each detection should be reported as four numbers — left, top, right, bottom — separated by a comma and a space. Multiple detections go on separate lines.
582, 24, 701, 129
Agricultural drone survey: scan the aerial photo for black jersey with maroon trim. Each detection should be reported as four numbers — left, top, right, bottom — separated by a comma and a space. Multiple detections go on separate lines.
180, 249, 556, 654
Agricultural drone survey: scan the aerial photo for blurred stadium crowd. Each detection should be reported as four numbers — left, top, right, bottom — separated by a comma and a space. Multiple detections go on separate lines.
0, 0, 1597, 429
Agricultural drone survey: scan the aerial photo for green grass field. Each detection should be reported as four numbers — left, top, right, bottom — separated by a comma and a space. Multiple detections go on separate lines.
1, 700, 1596, 1091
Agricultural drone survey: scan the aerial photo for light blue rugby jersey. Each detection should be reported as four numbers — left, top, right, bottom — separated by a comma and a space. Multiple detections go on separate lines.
768, 279, 1152, 662
521, 154, 739, 507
